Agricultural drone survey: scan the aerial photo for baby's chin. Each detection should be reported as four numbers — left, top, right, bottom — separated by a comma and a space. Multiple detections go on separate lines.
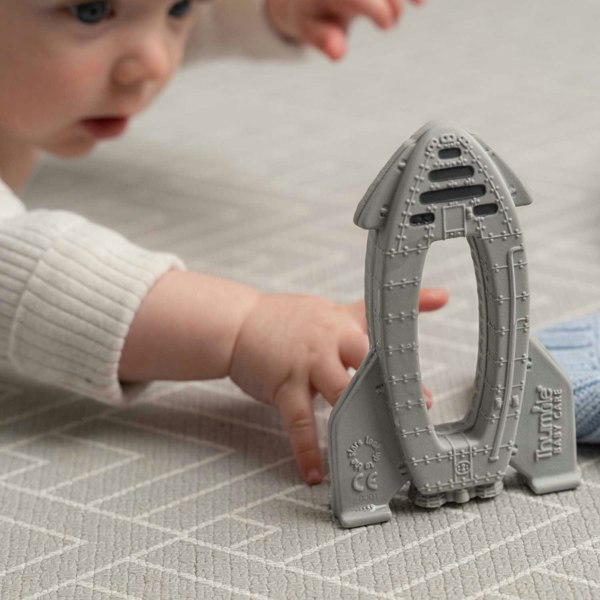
40, 132, 98, 158
41, 140, 97, 158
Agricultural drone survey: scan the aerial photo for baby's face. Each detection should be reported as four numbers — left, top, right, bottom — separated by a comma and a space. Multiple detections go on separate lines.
0, 0, 200, 157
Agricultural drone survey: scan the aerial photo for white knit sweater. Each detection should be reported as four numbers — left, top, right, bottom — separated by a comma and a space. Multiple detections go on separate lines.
0, 180, 183, 403
0, 1, 295, 404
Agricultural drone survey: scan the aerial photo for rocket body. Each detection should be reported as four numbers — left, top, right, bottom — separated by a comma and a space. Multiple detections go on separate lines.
329, 123, 579, 528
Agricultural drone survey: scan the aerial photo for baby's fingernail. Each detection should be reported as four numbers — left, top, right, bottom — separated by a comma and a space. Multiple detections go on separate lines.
306, 469, 322, 485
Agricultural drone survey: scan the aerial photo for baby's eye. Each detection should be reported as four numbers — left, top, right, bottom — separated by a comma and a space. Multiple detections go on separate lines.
169, 0, 192, 19
69, 1, 112, 25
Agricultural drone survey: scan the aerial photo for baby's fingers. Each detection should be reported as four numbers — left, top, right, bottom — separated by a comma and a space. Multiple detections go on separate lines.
343, 0, 397, 28
346, 300, 368, 333
310, 353, 352, 404
423, 386, 432, 409
387, 0, 402, 21
275, 381, 323, 485
419, 288, 449, 312
339, 329, 370, 371
303, 21, 347, 60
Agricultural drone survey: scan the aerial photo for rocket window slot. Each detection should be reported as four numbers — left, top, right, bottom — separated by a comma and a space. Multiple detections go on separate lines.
438, 148, 461, 159
410, 213, 435, 226
473, 203, 498, 217
420, 184, 486, 205
429, 166, 474, 182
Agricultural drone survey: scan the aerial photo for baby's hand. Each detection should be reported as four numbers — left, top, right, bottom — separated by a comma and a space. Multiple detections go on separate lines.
229, 288, 447, 485
265, 0, 425, 60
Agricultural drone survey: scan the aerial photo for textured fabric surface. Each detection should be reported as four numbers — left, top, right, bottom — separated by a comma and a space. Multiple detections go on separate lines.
539, 314, 600, 443
1, 0, 599, 598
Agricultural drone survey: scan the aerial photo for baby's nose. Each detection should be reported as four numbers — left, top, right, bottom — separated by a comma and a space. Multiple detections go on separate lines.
113, 42, 172, 87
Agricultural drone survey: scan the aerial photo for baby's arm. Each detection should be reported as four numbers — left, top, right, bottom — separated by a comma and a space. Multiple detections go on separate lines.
265, 0, 425, 60
119, 270, 448, 484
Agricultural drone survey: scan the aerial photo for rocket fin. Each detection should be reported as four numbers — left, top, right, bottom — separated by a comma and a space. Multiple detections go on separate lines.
328, 350, 409, 528
510, 336, 580, 493
472, 134, 533, 207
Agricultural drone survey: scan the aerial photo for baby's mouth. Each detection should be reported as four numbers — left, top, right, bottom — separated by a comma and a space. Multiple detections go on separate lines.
80, 116, 129, 140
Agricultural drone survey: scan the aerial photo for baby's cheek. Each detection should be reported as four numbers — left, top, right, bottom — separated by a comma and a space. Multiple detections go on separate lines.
53, 56, 108, 103
10, 55, 107, 131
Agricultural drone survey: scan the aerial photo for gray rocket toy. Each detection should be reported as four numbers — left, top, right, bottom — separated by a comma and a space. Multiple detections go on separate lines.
328, 122, 580, 529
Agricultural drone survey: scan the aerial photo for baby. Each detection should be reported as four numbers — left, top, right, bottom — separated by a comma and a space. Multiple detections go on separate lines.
0, 0, 447, 486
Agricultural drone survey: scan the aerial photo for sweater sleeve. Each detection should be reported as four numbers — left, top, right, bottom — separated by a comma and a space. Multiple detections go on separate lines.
184, 0, 304, 62
0, 208, 184, 404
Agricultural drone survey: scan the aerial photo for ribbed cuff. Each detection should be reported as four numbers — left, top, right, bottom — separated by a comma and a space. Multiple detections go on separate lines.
0, 210, 184, 404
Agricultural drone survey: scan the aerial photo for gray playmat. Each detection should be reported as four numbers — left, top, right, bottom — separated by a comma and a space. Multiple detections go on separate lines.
3, 0, 600, 597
